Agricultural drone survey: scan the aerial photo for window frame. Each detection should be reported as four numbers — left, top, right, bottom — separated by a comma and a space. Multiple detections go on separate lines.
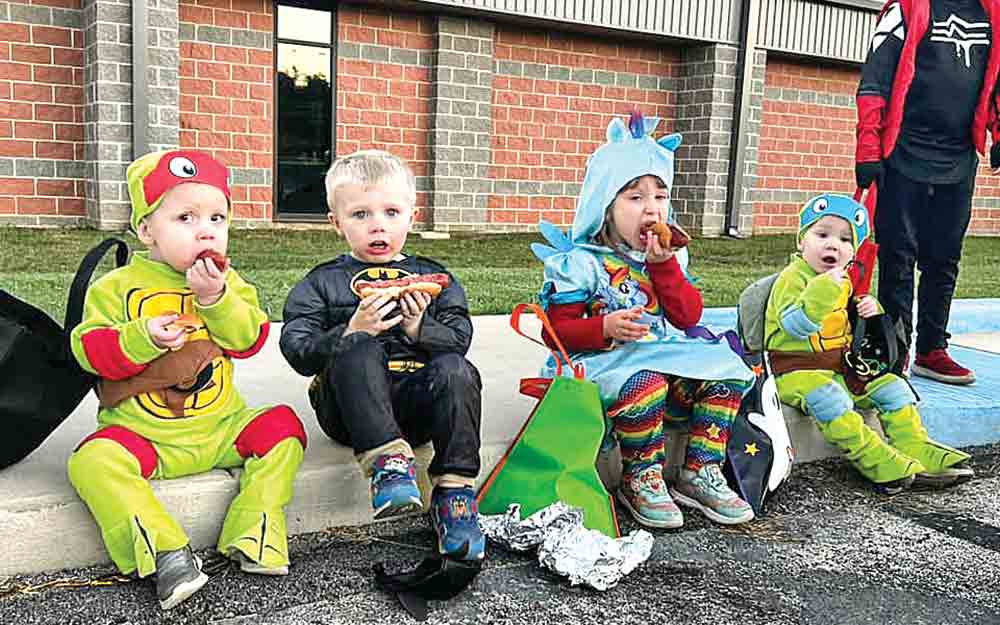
272, 0, 337, 222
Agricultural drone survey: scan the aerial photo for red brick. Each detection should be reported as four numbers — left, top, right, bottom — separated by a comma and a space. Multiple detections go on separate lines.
214, 116, 247, 133
249, 152, 270, 168
249, 14, 272, 31
215, 80, 247, 98
58, 197, 85, 216
249, 83, 270, 100
0, 61, 32, 81
0, 178, 34, 194
14, 120, 53, 139
0, 120, 10, 137
33, 65, 73, 84
198, 97, 231, 115
214, 46, 247, 64
17, 196, 56, 214
36, 141, 74, 159
37, 178, 76, 196
53, 85, 82, 103
232, 65, 266, 84
181, 112, 213, 130
181, 42, 213, 60
0, 140, 33, 157
34, 104, 75, 122
54, 123, 82, 141
0, 24, 31, 43
214, 150, 246, 167
181, 77, 214, 96
197, 131, 231, 148
31, 26, 72, 48
197, 61, 231, 80
0, 197, 14, 214
179, 4, 213, 24
232, 100, 265, 117
215, 10, 248, 29
52, 48, 83, 67
248, 50, 271, 66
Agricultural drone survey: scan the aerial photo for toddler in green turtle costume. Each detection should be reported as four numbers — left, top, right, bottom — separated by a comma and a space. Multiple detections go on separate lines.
765, 194, 972, 494
67, 150, 307, 610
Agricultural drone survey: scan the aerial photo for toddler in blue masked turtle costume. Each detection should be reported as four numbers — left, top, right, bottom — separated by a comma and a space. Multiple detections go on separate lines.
765, 194, 973, 494
534, 113, 756, 528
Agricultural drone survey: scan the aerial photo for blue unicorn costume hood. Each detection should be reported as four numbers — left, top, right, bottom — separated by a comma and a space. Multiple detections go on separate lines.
571, 114, 682, 249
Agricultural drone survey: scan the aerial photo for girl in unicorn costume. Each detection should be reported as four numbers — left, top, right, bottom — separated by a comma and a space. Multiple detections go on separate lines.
534, 113, 756, 528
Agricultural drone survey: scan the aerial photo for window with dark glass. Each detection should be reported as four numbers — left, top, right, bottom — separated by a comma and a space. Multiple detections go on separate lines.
275, 1, 335, 219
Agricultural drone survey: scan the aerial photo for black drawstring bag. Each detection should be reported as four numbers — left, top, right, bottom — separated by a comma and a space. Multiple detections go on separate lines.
0, 238, 129, 469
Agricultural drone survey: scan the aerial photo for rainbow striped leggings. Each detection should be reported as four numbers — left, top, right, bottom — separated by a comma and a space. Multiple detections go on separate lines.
607, 371, 749, 480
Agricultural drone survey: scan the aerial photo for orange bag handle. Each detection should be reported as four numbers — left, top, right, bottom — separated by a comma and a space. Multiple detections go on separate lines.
509, 303, 585, 379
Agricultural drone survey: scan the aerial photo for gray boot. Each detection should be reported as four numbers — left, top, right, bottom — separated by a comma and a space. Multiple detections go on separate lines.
155, 546, 208, 610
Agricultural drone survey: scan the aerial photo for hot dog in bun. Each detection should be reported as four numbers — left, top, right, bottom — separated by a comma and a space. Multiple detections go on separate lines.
357, 273, 451, 299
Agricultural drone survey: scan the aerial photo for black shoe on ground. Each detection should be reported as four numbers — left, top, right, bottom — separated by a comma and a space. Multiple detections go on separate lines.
156, 546, 209, 610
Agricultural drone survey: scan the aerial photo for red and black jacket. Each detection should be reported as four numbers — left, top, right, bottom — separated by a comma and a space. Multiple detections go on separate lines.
856, 0, 1000, 164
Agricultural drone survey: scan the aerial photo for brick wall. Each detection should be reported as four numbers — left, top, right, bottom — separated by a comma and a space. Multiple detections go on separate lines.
179, 0, 273, 223
489, 28, 678, 228
336, 4, 433, 226
754, 57, 857, 233
0, 0, 85, 226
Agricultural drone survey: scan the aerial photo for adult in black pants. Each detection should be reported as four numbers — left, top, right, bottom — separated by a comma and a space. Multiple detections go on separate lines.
855, 0, 1000, 385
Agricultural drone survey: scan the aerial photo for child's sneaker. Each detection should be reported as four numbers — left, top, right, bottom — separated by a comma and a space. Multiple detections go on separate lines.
670, 464, 754, 525
914, 461, 975, 488
871, 474, 916, 495
155, 546, 209, 610
234, 551, 289, 576
371, 453, 423, 520
616, 465, 684, 529
429, 486, 485, 561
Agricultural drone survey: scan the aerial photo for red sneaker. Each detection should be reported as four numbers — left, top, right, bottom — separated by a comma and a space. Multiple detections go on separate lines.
911, 349, 976, 385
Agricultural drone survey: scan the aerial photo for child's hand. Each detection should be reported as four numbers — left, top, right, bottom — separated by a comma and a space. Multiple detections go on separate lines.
824, 266, 847, 284
645, 228, 674, 264
147, 313, 187, 350
602, 307, 650, 344
856, 295, 879, 319
399, 290, 432, 340
346, 292, 403, 336
187, 257, 227, 306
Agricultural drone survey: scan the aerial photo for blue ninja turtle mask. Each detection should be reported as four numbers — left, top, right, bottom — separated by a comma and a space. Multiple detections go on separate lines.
797, 193, 870, 252
571, 112, 683, 249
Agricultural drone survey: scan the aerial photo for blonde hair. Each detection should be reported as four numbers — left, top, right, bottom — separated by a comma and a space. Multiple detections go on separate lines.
593, 175, 668, 249
324, 149, 416, 214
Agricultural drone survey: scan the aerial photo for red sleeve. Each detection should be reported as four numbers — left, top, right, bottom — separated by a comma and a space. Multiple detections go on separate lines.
541, 302, 611, 352
856, 94, 885, 163
647, 257, 703, 330
80, 327, 148, 380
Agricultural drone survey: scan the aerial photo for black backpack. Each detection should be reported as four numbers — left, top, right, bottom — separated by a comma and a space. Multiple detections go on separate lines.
0, 238, 129, 469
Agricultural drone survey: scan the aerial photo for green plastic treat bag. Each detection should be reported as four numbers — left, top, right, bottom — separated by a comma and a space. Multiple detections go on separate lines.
477, 304, 619, 538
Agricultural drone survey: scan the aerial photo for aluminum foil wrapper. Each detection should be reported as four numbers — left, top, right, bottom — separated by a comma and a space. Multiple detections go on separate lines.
479, 502, 653, 591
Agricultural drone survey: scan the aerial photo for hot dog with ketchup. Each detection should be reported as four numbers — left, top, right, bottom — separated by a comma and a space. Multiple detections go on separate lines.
357, 273, 451, 299
196, 249, 229, 272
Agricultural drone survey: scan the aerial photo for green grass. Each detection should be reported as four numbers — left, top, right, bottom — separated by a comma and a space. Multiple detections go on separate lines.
4, 226, 1000, 321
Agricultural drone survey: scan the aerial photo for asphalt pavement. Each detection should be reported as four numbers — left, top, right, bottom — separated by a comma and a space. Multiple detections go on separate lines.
4, 443, 1000, 625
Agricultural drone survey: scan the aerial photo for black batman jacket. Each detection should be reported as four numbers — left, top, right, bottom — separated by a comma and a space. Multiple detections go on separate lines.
279, 254, 473, 378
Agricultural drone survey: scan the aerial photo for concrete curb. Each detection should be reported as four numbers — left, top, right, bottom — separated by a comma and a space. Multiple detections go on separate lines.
1, 312, 996, 576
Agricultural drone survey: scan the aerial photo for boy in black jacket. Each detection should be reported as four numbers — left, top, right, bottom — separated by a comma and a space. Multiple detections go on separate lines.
280, 150, 484, 560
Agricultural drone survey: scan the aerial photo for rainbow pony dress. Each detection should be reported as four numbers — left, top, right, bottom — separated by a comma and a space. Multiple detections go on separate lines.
533, 115, 753, 408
